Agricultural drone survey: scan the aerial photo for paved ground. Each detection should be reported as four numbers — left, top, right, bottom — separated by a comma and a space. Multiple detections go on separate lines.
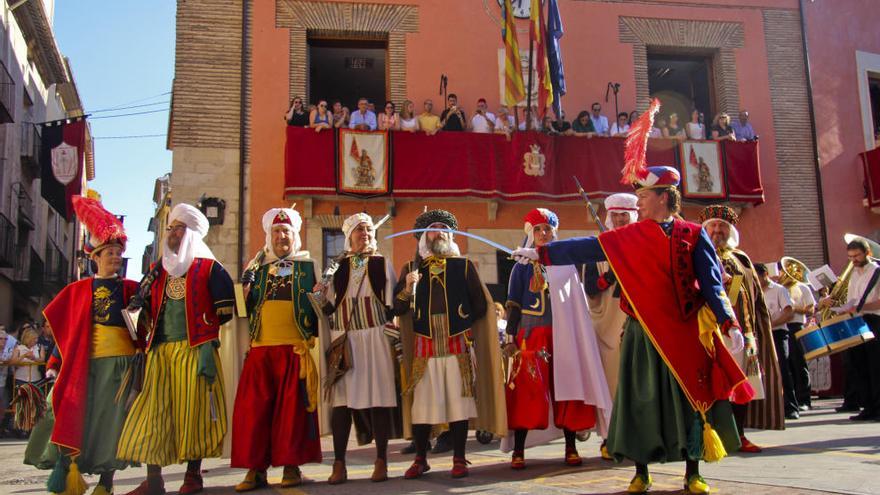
1, 399, 878, 494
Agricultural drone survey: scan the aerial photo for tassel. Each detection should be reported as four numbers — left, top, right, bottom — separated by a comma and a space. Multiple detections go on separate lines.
63, 459, 88, 495
47, 456, 68, 493
686, 416, 704, 460
701, 418, 728, 463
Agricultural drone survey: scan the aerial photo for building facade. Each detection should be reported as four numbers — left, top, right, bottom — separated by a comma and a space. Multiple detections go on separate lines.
168, 0, 879, 295
0, 0, 91, 330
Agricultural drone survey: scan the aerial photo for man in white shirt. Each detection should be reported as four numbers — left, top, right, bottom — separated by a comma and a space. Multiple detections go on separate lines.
821, 238, 880, 421
590, 102, 610, 136
782, 272, 816, 411
758, 264, 800, 419
470, 98, 496, 133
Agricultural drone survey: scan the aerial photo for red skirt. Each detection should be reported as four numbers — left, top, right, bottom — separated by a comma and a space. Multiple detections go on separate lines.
506, 325, 596, 431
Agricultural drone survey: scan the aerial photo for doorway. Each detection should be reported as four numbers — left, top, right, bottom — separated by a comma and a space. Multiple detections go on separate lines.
647, 51, 715, 127
308, 37, 387, 110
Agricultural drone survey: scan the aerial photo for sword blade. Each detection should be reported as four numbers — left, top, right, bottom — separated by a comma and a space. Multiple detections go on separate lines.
385, 228, 514, 255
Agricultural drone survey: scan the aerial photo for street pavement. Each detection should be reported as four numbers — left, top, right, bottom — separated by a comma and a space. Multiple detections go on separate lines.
1, 399, 878, 495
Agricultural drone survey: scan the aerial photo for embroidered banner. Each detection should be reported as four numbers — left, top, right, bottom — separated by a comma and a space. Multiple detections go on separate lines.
337, 129, 389, 196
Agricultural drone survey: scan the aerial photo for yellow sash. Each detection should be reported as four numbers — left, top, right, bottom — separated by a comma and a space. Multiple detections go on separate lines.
91, 324, 136, 358
254, 300, 318, 411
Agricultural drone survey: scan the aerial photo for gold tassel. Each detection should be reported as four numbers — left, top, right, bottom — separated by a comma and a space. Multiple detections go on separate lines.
701, 414, 727, 463
61, 459, 88, 495
456, 353, 475, 398
403, 357, 428, 395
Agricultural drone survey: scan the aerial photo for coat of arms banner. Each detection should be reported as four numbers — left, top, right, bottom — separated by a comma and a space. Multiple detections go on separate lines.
337, 129, 389, 196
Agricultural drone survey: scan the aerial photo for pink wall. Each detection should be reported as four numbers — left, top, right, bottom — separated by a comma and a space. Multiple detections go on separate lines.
250, 0, 800, 265
805, 0, 880, 271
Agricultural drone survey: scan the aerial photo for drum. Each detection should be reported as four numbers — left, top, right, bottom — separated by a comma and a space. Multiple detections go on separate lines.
796, 314, 875, 361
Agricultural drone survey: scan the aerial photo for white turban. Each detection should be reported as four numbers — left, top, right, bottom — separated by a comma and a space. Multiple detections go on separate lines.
162, 203, 216, 277
604, 193, 639, 230
342, 213, 377, 253
256, 208, 308, 264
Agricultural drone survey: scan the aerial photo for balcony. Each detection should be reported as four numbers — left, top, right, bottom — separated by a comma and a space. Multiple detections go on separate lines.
20, 123, 41, 175
13, 248, 43, 298
0, 212, 13, 268
0, 60, 14, 124
13, 182, 35, 230
283, 127, 765, 205
44, 240, 68, 291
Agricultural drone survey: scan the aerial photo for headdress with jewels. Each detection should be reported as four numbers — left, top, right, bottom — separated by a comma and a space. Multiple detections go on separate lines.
699, 204, 740, 249
72, 195, 127, 256
620, 99, 681, 192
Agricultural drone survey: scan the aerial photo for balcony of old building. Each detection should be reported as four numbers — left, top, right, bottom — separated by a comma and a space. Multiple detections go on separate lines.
13, 247, 43, 299
0, 60, 14, 124
0, 211, 14, 268
20, 122, 41, 176
12, 181, 35, 231
43, 239, 68, 292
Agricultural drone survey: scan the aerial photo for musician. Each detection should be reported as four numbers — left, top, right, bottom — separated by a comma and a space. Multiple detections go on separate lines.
513, 105, 751, 495
581, 192, 638, 460
393, 209, 506, 479
781, 262, 816, 411
700, 205, 785, 453
756, 264, 800, 420
27, 196, 142, 495
313, 213, 401, 484
820, 238, 880, 421
117, 204, 235, 495
503, 208, 610, 470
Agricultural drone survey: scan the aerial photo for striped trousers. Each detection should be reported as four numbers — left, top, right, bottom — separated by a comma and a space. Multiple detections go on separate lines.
117, 340, 227, 466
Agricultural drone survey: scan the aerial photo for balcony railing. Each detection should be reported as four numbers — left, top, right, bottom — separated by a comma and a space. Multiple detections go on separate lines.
0, 60, 13, 124
20, 122, 41, 174
44, 240, 68, 290
13, 181, 34, 230
0, 211, 13, 268
284, 127, 765, 205
13, 248, 43, 297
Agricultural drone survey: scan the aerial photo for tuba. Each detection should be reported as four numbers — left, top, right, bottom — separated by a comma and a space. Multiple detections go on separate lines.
778, 256, 810, 286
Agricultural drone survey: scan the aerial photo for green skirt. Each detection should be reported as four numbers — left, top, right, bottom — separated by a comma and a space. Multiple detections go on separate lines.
606, 318, 740, 465
24, 356, 136, 474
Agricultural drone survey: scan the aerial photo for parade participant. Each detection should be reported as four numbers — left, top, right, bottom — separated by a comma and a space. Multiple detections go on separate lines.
700, 205, 786, 452
394, 209, 506, 479
582, 193, 638, 460
757, 264, 800, 420
779, 260, 816, 411
117, 203, 235, 495
313, 213, 401, 484
503, 208, 611, 470
512, 100, 751, 495
230, 208, 321, 491
26, 196, 141, 495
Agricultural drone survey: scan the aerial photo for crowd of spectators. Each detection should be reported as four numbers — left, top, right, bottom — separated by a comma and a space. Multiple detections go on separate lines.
0, 320, 54, 438
285, 93, 760, 143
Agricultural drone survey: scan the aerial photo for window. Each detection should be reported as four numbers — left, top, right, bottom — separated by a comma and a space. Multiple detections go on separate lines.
322, 228, 345, 272
869, 74, 880, 145
308, 36, 388, 110
647, 51, 714, 128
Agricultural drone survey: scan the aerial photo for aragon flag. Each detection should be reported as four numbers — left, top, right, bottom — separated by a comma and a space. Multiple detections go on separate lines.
40, 118, 86, 220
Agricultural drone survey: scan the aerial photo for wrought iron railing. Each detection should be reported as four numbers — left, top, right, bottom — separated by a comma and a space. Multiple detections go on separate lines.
0, 60, 14, 124
20, 122, 41, 174
12, 181, 34, 230
0, 211, 13, 268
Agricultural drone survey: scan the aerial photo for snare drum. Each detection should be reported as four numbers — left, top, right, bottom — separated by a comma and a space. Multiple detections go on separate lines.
796, 314, 875, 361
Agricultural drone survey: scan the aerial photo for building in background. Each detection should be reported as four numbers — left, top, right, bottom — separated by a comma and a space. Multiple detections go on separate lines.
0, 0, 92, 329
142, 172, 172, 274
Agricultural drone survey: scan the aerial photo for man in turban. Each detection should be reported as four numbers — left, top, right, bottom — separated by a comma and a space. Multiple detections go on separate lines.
118, 203, 235, 495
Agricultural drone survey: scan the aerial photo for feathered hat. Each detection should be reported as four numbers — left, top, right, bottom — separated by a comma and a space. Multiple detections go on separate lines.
621, 98, 681, 191
72, 195, 127, 256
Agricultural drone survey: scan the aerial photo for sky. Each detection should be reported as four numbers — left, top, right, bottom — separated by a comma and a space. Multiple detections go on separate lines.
53, 1, 176, 279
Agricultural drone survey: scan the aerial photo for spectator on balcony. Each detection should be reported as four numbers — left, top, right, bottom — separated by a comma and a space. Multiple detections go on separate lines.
552, 110, 574, 136
350, 97, 378, 131
332, 100, 350, 129
471, 98, 497, 134
650, 116, 667, 139
518, 106, 541, 131
418, 99, 441, 135
541, 115, 557, 135
285, 96, 309, 127
686, 109, 706, 140
309, 100, 333, 132
378, 101, 401, 131
712, 113, 737, 141
609, 112, 630, 137
495, 107, 514, 136
440, 93, 467, 131
590, 102, 610, 136
368, 102, 376, 113
400, 100, 420, 132
572, 111, 597, 137
732, 110, 756, 141
628, 110, 638, 126
663, 113, 686, 141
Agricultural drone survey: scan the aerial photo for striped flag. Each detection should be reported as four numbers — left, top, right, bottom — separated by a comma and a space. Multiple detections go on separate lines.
501, 0, 526, 107
530, 0, 553, 119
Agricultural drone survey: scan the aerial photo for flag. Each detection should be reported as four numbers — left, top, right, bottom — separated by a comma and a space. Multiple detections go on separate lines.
502, 0, 526, 107
350, 136, 360, 160
690, 147, 699, 169
530, 0, 553, 119
40, 118, 86, 220
546, 0, 566, 118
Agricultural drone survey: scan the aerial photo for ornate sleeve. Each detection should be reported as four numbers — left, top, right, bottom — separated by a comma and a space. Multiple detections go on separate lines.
693, 230, 736, 328
537, 236, 606, 266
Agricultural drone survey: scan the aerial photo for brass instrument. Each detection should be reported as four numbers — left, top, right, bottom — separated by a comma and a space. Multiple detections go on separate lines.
818, 233, 880, 322
778, 256, 809, 287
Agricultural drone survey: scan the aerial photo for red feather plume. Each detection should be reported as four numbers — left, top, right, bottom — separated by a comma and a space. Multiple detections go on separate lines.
72, 195, 127, 248
620, 98, 662, 185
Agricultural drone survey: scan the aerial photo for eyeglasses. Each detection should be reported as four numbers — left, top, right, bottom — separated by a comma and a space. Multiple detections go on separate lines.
165, 224, 186, 233
319, 104, 326, 107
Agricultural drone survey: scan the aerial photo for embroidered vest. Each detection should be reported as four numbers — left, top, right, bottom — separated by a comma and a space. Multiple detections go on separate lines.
246, 259, 317, 340
412, 257, 474, 338
332, 255, 387, 306
148, 258, 218, 349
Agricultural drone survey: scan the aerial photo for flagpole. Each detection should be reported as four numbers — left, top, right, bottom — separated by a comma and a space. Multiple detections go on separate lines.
526, 38, 534, 131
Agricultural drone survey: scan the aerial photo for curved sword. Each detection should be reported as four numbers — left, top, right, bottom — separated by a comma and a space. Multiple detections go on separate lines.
385, 228, 514, 255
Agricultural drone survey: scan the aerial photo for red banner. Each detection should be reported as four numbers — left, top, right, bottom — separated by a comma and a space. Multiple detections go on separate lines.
284, 127, 764, 204
861, 147, 880, 208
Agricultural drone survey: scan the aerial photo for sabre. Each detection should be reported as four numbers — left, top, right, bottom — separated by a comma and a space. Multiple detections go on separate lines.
385, 228, 515, 255
572, 176, 607, 233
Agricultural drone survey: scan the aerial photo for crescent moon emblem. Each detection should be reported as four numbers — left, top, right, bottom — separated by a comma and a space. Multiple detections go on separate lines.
458, 304, 470, 319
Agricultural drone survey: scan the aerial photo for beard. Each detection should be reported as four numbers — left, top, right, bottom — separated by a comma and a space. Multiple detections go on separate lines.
428, 235, 456, 257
